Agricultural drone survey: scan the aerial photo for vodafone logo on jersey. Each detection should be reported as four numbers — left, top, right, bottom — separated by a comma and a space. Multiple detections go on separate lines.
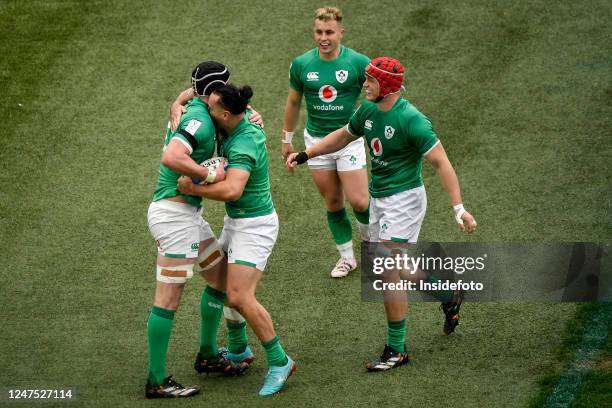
318, 85, 338, 103
371, 138, 383, 156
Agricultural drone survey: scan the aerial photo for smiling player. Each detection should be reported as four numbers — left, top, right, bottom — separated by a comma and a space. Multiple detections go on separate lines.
282, 7, 371, 278
287, 56, 477, 370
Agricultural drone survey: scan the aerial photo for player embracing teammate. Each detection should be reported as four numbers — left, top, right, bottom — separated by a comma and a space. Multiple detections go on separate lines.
178, 83, 296, 396
145, 62, 292, 398
145, 61, 248, 399
144, 7, 477, 400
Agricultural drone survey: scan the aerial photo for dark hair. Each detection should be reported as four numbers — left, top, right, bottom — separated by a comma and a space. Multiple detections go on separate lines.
214, 84, 253, 114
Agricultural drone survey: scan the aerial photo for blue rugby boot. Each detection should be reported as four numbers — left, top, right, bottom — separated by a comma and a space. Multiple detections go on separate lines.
220, 345, 255, 365
258, 356, 297, 396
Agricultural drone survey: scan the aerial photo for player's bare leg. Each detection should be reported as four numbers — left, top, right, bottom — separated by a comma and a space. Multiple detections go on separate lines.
311, 169, 358, 277
226, 263, 295, 396
310, 169, 344, 212
226, 264, 275, 341
198, 247, 253, 364
146, 256, 200, 398
193, 240, 248, 376
366, 243, 410, 372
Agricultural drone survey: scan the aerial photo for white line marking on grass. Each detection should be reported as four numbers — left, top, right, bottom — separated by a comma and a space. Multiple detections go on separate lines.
545, 301, 611, 408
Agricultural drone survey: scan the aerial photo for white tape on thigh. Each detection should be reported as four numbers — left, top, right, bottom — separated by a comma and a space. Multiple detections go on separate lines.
223, 306, 245, 322
157, 264, 194, 284
193, 240, 224, 273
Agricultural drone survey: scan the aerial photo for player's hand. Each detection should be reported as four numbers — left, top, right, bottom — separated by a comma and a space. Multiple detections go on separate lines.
282, 142, 294, 161
285, 151, 310, 172
192, 158, 227, 184
285, 152, 298, 172
213, 158, 227, 182
177, 176, 195, 195
170, 103, 187, 131
457, 211, 477, 233
247, 105, 264, 128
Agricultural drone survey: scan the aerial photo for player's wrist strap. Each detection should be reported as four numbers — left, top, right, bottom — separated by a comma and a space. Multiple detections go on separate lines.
204, 168, 216, 184
453, 203, 465, 224
282, 130, 294, 144
294, 151, 309, 165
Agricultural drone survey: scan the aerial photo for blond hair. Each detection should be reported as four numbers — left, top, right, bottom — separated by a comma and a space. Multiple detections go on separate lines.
314, 6, 343, 23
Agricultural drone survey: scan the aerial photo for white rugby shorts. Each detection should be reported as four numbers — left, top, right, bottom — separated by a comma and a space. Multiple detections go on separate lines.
369, 186, 427, 243
219, 211, 279, 271
147, 199, 215, 259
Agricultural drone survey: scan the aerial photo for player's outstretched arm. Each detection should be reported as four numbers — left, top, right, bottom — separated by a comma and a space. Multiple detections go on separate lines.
424, 142, 477, 233
281, 89, 303, 161
286, 127, 355, 171
177, 168, 249, 202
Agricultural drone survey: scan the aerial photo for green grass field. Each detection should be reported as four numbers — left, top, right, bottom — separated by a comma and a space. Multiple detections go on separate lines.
1, 1, 610, 407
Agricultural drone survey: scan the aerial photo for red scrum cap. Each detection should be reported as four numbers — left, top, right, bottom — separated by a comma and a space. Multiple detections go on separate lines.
365, 57, 404, 101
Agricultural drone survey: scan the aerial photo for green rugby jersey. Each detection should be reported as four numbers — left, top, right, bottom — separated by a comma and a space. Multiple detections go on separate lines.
218, 117, 274, 218
153, 97, 216, 207
347, 98, 439, 198
289, 45, 369, 137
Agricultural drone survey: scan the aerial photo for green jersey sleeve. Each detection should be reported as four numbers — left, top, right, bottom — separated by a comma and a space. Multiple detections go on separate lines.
408, 115, 439, 155
174, 116, 214, 154
227, 139, 257, 172
347, 105, 365, 136
289, 60, 303, 92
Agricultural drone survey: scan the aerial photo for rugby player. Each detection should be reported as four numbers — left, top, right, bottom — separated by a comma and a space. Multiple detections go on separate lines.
282, 7, 371, 278
169, 68, 266, 371
287, 57, 477, 370
145, 61, 247, 399
178, 83, 296, 396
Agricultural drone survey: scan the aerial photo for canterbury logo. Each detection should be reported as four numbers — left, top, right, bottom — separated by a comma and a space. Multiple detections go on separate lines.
307, 72, 319, 81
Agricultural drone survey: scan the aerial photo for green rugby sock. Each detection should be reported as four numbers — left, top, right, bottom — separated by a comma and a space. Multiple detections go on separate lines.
387, 320, 406, 353
147, 306, 175, 386
423, 274, 454, 302
227, 321, 248, 354
262, 336, 288, 367
199, 286, 227, 358
327, 208, 353, 246
353, 206, 369, 225
353, 206, 370, 241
